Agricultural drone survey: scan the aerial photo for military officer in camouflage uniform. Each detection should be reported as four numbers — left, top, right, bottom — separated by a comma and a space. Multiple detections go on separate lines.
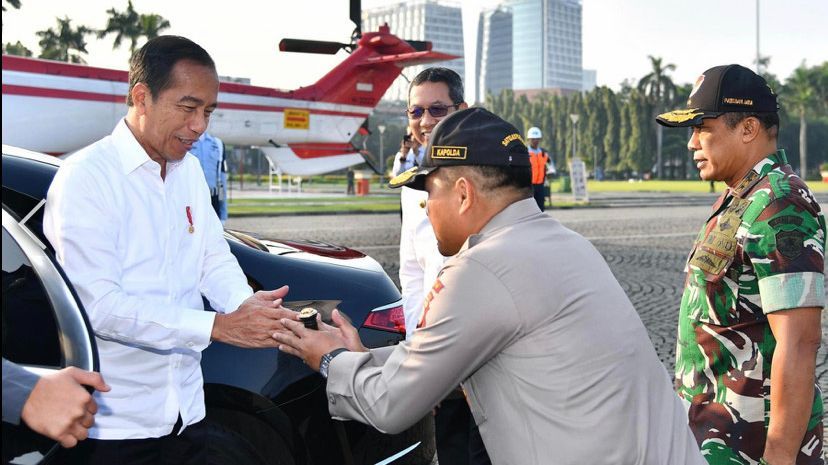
658, 64, 825, 465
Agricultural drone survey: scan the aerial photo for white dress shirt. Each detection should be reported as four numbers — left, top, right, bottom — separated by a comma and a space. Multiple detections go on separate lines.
398, 186, 446, 339
44, 119, 252, 439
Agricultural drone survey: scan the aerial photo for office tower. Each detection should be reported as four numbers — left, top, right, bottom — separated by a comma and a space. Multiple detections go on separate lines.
363, 0, 465, 102
507, 0, 582, 94
476, 6, 513, 103
582, 68, 596, 92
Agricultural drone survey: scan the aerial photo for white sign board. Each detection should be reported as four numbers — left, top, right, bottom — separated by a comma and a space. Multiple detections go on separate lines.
569, 158, 589, 202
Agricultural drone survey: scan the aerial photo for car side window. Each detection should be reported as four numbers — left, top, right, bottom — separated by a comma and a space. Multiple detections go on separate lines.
1, 227, 62, 368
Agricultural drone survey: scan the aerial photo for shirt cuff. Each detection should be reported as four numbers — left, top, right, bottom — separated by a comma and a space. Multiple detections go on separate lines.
326, 351, 361, 420
181, 309, 217, 352
759, 272, 825, 313
223, 290, 253, 315
2, 365, 40, 425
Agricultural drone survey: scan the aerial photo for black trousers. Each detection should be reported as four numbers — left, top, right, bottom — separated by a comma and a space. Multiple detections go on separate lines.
532, 183, 546, 211
53, 417, 207, 465
435, 397, 491, 465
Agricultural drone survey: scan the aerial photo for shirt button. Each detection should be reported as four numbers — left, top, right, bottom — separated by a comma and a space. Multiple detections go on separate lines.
187, 341, 195, 348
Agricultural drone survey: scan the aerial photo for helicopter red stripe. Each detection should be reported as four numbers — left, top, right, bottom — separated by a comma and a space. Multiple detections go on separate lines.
3, 84, 124, 103
288, 143, 356, 159
3, 55, 129, 82
3, 85, 370, 118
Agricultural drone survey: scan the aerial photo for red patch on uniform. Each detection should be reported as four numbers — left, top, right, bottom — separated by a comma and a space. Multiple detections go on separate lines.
417, 278, 444, 329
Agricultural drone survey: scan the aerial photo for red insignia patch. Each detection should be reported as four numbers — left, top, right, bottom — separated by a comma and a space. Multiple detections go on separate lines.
417, 278, 444, 329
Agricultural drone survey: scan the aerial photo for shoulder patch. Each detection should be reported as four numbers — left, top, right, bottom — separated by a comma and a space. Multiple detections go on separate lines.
417, 278, 445, 329
776, 230, 804, 260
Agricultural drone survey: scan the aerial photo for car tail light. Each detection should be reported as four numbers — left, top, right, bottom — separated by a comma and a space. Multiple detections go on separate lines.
362, 303, 406, 335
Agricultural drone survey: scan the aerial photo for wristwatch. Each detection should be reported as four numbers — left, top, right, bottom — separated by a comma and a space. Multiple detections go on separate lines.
319, 348, 348, 378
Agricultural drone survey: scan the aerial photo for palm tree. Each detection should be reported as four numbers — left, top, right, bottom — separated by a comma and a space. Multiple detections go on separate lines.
139, 13, 171, 41
782, 64, 817, 179
638, 56, 677, 179
98, 1, 171, 54
2, 0, 21, 12
98, 1, 142, 53
3, 40, 32, 56
36, 17, 93, 63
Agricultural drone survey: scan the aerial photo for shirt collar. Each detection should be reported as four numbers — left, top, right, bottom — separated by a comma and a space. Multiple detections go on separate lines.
463, 198, 541, 250
731, 149, 787, 197
111, 119, 185, 176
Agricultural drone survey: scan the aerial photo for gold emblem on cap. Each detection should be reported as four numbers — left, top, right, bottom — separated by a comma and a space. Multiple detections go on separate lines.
658, 108, 704, 123
431, 146, 467, 159
389, 166, 418, 187
501, 133, 524, 146
722, 97, 754, 106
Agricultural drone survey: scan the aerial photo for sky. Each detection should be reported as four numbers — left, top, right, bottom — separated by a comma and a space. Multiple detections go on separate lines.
3, 0, 827, 103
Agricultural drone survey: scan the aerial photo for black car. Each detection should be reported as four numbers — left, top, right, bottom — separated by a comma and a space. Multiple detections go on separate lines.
1, 146, 433, 465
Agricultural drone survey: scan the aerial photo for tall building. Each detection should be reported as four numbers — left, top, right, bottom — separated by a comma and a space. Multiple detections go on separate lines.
362, 0, 464, 102
507, 0, 582, 94
476, 6, 512, 104
582, 68, 596, 92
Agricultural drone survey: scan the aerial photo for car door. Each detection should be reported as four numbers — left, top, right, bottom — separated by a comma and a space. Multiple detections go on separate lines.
1, 207, 99, 465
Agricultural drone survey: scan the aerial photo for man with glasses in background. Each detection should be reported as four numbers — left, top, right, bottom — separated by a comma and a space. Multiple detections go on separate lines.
395, 67, 491, 464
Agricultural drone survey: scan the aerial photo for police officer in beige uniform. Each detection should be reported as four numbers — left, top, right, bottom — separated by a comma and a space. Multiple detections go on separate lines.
274, 108, 704, 464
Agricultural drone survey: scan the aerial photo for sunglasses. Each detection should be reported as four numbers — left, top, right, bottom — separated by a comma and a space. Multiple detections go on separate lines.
407, 103, 461, 120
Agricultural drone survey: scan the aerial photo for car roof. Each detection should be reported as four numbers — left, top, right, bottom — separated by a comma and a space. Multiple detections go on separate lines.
2, 145, 63, 167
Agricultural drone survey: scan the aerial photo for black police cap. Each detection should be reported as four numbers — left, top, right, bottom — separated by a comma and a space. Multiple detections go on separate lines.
656, 64, 778, 128
388, 107, 530, 190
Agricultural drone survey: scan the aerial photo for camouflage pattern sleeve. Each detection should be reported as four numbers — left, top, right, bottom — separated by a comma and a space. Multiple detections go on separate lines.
742, 184, 826, 313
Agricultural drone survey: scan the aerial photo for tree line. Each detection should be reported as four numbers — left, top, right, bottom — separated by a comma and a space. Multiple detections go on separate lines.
3, 0, 170, 63
485, 57, 828, 180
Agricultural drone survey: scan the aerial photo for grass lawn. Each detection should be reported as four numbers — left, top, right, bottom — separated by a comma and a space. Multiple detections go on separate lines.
228, 196, 401, 215
550, 179, 828, 193
227, 179, 828, 215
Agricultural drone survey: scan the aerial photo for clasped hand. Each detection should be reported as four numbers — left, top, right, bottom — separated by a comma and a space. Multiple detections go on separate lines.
273, 309, 366, 371
211, 286, 298, 348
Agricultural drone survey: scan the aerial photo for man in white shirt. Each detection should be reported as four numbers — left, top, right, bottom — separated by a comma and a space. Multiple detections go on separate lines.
394, 67, 492, 464
44, 35, 296, 465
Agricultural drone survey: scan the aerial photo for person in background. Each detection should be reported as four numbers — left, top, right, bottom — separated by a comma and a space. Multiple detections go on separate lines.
190, 131, 228, 224
526, 126, 552, 211
657, 64, 824, 465
391, 132, 424, 177
346, 167, 356, 195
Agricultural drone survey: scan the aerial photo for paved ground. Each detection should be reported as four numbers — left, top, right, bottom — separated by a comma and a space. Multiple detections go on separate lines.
228, 202, 828, 391
228, 202, 828, 464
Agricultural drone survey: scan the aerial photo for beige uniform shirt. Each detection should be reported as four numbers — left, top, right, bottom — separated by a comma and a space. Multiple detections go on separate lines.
327, 198, 703, 464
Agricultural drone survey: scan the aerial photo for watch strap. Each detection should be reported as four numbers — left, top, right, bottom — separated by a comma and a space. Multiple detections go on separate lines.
320, 348, 348, 378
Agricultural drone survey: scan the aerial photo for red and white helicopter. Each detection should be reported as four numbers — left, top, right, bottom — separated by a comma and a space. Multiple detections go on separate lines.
1, 3, 456, 175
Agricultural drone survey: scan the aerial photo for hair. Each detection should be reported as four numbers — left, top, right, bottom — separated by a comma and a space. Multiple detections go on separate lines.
722, 112, 779, 139
127, 35, 216, 106
442, 165, 532, 197
408, 67, 464, 104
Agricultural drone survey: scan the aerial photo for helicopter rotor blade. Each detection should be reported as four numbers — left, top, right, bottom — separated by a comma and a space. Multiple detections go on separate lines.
278, 39, 346, 55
